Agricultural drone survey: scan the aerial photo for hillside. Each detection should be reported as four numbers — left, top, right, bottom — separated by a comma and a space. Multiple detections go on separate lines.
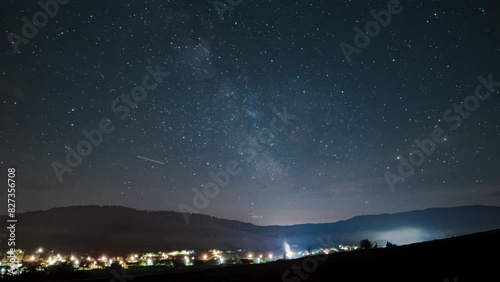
10, 229, 500, 282
3, 205, 500, 255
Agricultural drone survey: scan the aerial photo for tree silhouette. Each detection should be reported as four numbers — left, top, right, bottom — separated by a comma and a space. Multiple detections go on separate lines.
360, 239, 373, 249
110, 261, 122, 271
386, 241, 398, 248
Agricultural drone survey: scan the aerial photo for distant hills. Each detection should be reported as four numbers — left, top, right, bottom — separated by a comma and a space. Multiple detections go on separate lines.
4, 205, 500, 255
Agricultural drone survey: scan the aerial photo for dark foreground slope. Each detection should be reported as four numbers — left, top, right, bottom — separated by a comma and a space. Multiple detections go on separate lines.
13, 229, 500, 282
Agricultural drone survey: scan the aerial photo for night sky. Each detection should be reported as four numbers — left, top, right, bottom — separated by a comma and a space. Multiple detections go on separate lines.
1, 0, 499, 225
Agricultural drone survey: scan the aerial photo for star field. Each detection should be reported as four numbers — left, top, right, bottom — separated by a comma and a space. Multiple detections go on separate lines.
1, 0, 499, 225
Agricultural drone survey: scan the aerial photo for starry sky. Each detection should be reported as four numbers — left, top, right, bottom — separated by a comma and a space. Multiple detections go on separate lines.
1, 0, 499, 225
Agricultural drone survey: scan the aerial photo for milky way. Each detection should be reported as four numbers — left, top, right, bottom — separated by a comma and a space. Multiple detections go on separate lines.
1, 0, 499, 225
